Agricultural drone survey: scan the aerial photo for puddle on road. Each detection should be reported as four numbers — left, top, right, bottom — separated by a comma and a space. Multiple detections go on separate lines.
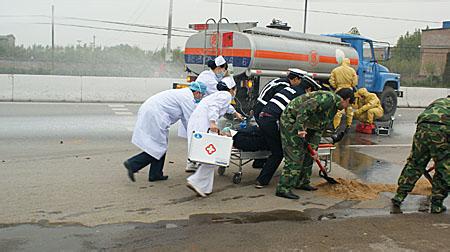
189, 210, 312, 225
332, 136, 404, 184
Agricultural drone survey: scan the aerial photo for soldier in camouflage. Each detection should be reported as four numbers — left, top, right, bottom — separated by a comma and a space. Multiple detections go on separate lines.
275, 88, 355, 199
392, 97, 449, 213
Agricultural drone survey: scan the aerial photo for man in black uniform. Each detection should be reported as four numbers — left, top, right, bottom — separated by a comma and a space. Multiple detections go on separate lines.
254, 69, 320, 188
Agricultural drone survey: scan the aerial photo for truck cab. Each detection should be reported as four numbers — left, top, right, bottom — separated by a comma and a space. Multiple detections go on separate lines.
325, 34, 402, 120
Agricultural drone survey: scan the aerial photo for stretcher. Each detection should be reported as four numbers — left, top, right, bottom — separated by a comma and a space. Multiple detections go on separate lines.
218, 143, 336, 184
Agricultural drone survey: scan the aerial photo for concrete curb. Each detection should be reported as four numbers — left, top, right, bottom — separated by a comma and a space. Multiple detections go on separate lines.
0, 74, 448, 107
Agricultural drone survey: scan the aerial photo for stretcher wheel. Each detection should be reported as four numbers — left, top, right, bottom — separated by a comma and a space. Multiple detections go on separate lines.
232, 173, 242, 184
218, 166, 226, 176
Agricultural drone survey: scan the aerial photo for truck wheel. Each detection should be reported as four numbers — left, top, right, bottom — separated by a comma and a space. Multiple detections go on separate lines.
379, 86, 397, 121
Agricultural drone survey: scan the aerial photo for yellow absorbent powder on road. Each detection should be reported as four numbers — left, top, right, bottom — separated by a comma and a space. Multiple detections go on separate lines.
315, 178, 432, 200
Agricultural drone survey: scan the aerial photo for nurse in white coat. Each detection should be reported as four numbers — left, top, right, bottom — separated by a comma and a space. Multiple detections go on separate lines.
123, 82, 207, 182
185, 56, 243, 172
186, 76, 238, 197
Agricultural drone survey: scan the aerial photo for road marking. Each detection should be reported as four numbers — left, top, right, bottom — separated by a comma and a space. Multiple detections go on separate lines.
114, 112, 133, 116
347, 144, 411, 148
108, 104, 125, 108
111, 108, 129, 111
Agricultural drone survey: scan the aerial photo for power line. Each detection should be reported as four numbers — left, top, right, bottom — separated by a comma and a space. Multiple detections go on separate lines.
222, 2, 442, 24
131, 0, 152, 24
35, 22, 190, 37
0, 14, 48, 18
59, 16, 195, 33
0, 14, 195, 33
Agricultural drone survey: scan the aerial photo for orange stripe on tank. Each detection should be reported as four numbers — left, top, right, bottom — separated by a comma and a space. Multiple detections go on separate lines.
349, 58, 359, 65
254, 50, 309, 61
185, 48, 359, 65
319, 56, 337, 64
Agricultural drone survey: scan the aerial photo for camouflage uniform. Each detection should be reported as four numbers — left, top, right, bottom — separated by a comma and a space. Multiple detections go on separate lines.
392, 97, 449, 213
276, 91, 342, 193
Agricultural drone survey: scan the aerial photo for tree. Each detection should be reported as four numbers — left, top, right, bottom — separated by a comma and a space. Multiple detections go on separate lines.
394, 29, 421, 60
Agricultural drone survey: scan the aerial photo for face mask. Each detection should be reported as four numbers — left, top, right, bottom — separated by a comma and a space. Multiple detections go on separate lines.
194, 97, 202, 104
215, 71, 225, 80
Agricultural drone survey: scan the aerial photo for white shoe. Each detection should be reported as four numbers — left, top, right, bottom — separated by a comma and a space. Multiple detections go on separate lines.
185, 162, 198, 173
186, 181, 207, 197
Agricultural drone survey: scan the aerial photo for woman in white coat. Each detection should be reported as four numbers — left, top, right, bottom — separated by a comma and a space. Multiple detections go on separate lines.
186, 76, 238, 197
185, 55, 243, 172
197, 55, 227, 96
123, 82, 207, 182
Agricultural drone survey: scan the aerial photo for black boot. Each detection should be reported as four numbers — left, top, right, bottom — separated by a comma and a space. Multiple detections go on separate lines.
276, 191, 299, 199
149, 175, 169, 182
295, 184, 318, 191
123, 161, 135, 182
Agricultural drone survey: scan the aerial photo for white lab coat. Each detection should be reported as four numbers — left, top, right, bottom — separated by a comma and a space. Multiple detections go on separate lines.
196, 69, 236, 114
187, 91, 233, 194
132, 88, 197, 160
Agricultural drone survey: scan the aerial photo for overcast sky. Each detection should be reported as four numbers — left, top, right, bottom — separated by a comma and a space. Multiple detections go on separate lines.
0, 0, 449, 50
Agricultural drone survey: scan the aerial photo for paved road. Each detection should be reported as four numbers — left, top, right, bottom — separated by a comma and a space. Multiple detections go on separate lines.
0, 102, 448, 251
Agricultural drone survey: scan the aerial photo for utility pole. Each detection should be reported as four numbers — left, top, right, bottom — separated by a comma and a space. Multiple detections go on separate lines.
165, 0, 173, 62
216, 0, 224, 55
303, 0, 308, 33
51, 5, 55, 72
219, 0, 223, 21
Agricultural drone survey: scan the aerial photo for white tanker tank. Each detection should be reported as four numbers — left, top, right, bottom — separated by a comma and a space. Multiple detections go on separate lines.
180, 20, 401, 121
184, 22, 359, 79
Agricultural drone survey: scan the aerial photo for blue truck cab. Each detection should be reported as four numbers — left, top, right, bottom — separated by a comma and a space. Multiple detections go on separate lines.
326, 33, 402, 120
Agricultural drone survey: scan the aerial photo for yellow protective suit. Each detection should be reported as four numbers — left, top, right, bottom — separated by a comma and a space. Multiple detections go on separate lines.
350, 88, 384, 124
330, 58, 358, 128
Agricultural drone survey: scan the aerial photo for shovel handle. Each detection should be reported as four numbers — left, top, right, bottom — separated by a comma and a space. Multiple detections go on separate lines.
307, 144, 326, 173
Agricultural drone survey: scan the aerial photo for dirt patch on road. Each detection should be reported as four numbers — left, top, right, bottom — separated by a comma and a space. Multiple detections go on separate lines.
315, 178, 432, 200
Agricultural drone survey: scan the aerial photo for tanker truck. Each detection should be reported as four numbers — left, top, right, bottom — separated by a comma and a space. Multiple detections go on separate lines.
177, 19, 402, 121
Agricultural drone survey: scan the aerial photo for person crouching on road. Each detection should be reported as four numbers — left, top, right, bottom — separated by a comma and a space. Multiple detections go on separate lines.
276, 88, 355, 199
352, 88, 384, 132
392, 96, 449, 214
186, 76, 238, 197
123, 82, 207, 182
254, 70, 321, 189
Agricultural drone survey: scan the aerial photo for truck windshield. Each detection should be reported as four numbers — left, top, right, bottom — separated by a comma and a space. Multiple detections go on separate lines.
363, 41, 374, 61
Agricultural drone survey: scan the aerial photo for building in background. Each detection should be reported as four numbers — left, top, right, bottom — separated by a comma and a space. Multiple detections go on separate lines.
0, 34, 15, 49
419, 21, 450, 79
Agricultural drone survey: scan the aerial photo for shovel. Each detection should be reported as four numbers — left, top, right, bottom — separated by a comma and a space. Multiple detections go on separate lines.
307, 144, 339, 184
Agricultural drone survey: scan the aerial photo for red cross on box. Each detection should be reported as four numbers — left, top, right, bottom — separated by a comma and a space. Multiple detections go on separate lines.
205, 144, 216, 155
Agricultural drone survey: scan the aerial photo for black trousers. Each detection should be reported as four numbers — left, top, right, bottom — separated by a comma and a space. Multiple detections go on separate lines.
256, 116, 284, 185
126, 152, 166, 180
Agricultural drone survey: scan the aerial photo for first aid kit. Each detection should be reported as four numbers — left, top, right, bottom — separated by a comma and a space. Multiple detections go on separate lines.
188, 131, 233, 166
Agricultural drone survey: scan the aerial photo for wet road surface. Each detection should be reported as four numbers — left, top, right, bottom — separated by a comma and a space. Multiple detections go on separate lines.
1, 103, 448, 251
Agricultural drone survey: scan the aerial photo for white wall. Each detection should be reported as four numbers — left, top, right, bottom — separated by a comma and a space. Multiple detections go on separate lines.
13, 75, 82, 102
0, 74, 13, 101
0, 74, 448, 107
0, 74, 182, 103
81, 77, 175, 102
397, 86, 449, 108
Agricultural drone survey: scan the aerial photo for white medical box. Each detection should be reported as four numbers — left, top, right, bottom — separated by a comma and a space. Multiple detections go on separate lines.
188, 131, 233, 166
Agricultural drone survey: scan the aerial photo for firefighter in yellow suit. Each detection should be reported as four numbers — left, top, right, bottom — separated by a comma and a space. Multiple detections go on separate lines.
329, 58, 358, 129
351, 88, 384, 125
